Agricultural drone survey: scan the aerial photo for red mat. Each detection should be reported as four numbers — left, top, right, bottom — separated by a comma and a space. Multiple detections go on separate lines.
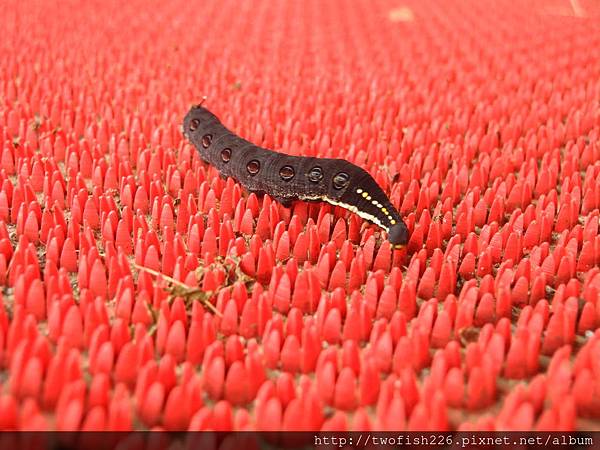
1, 0, 600, 431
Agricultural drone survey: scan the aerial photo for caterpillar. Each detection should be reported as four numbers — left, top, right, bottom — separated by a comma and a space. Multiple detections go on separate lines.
182, 103, 409, 248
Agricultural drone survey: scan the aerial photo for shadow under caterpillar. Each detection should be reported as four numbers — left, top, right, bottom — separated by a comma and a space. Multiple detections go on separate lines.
182, 103, 409, 248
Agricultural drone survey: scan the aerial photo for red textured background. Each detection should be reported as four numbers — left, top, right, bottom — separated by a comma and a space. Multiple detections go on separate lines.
1, 0, 600, 431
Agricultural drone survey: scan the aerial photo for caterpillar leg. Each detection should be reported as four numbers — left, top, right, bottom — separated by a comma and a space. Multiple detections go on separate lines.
272, 196, 294, 208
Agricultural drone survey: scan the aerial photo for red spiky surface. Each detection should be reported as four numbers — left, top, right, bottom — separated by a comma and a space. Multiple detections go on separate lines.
1, 0, 600, 431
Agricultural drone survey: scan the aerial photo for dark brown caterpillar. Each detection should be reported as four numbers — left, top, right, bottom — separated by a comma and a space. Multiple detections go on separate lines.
182, 104, 409, 247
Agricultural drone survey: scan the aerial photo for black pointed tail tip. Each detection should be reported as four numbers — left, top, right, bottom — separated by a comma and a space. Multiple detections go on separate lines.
389, 221, 409, 249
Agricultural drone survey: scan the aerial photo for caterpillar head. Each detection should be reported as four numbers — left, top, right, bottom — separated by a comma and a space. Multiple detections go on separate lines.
389, 221, 409, 248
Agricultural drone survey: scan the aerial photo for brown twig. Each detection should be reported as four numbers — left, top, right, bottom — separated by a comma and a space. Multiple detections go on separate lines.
133, 263, 222, 317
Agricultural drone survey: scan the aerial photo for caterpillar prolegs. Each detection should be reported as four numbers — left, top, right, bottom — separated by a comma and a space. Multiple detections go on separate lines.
182, 104, 409, 247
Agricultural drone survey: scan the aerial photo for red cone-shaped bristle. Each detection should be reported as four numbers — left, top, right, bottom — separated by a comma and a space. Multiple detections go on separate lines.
188, 407, 213, 431
204, 356, 225, 400
19, 356, 43, 400
273, 274, 291, 313
224, 361, 249, 406
61, 305, 83, 349
93, 341, 114, 375
321, 410, 348, 431
88, 373, 110, 411
431, 310, 452, 348
81, 405, 107, 431
139, 381, 165, 428
257, 397, 282, 431
417, 267, 436, 300
164, 320, 186, 362
322, 309, 342, 344
315, 362, 336, 405
327, 260, 346, 292
333, 367, 357, 411
59, 237, 77, 272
